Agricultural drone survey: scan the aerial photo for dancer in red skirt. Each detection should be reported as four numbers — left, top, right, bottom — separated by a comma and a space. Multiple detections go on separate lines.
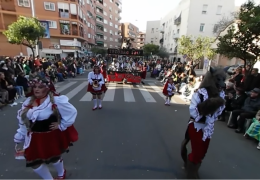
14, 76, 78, 179
87, 65, 107, 110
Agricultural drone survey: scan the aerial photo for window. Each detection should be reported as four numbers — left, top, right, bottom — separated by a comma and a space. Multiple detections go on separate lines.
104, 36, 107, 40
104, 3, 107, 6
199, 23, 205, 32
104, 43, 107, 47
104, 11, 107, 16
110, 37, 113, 41
104, 28, 107, 32
115, 24, 118, 28
202, 4, 208, 14
109, 22, 113, 26
88, 22, 90, 27
104, 19, 108, 24
44, 2, 55, 11
151, 28, 154, 33
47, 20, 57, 28
87, 0, 90, 4
114, 31, 118, 35
217, 5, 222, 15
88, 33, 91, 38
17, 0, 30, 7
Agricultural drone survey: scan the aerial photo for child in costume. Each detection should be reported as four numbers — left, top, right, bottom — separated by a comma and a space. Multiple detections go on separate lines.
163, 76, 176, 106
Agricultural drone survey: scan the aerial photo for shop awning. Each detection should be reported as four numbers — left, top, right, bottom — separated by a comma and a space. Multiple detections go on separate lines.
41, 48, 62, 54
96, 41, 104, 44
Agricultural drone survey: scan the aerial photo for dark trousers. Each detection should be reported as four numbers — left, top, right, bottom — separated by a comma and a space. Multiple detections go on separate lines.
231, 109, 256, 129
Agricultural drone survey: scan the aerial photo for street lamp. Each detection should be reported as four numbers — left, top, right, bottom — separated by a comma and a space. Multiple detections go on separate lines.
30, 0, 39, 57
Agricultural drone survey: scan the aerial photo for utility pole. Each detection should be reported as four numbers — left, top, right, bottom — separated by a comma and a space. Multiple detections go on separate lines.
30, 0, 39, 57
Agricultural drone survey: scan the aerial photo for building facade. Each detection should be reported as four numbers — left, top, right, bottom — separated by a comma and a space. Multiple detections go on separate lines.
95, 0, 122, 49
136, 32, 145, 49
145, 20, 160, 46
159, 0, 235, 61
121, 22, 139, 49
0, 0, 98, 58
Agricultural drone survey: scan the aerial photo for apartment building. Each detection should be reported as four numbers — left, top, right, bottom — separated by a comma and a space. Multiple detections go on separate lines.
136, 32, 145, 49
160, 0, 235, 61
145, 20, 160, 46
121, 22, 139, 49
0, 0, 97, 58
95, 0, 122, 49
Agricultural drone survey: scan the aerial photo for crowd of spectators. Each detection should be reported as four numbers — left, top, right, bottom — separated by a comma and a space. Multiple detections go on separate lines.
0, 55, 88, 108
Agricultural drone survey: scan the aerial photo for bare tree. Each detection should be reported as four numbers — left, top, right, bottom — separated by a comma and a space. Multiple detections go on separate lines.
213, 12, 238, 38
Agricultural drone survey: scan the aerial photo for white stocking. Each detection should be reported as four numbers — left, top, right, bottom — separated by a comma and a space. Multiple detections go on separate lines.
33, 164, 53, 180
93, 99, 97, 108
98, 99, 102, 107
52, 159, 65, 176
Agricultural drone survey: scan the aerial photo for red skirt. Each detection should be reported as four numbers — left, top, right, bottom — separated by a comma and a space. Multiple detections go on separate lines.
141, 71, 147, 79
101, 71, 107, 79
87, 83, 107, 93
24, 125, 78, 167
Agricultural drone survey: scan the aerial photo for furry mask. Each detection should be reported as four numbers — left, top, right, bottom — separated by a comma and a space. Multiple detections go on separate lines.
199, 67, 226, 90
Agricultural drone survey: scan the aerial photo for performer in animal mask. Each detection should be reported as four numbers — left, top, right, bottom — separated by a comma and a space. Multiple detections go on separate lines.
180, 67, 226, 179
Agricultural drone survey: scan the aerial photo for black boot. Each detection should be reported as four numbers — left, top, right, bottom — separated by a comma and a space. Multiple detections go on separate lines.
218, 112, 226, 121
186, 160, 200, 179
181, 139, 189, 168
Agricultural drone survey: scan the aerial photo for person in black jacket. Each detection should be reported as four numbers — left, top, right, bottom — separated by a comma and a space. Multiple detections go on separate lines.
16, 72, 28, 92
243, 68, 260, 92
219, 87, 247, 121
228, 88, 260, 132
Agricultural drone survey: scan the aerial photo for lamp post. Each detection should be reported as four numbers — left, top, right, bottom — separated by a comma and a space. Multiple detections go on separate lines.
30, 0, 39, 57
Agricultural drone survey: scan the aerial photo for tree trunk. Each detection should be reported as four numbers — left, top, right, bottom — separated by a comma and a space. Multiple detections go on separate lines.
30, 46, 35, 71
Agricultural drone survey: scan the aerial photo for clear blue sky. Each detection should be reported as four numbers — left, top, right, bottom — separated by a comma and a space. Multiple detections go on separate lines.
121, 0, 248, 31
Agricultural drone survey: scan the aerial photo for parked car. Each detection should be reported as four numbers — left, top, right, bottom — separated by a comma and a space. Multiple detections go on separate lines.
227, 65, 244, 75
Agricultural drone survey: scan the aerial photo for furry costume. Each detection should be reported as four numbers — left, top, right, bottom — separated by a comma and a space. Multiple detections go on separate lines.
180, 67, 226, 179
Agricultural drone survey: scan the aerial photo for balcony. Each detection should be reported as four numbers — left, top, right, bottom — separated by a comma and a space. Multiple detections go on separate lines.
72, 30, 78, 36
60, 22, 70, 35
59, 11, 69, 18
96, 41, 104, 47
118, 7, 122, 13
96, 24, 104, 32
97, 0, 103, 5
174, 13, 181, 25
96, 6, 103, 14
159, 38, 164, 44
96, 16, 103, 23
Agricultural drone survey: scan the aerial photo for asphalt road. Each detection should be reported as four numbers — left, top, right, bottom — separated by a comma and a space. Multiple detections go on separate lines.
0, 72, 259, 179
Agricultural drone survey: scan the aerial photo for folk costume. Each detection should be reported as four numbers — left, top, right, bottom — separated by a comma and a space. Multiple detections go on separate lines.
87, 66, 107, 110
163, 77, 176, 105
180, 67, 226, 179
14, 77, 78, 180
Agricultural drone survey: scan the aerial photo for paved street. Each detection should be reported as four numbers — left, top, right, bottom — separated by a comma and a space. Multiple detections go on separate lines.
0, 73, 259, 179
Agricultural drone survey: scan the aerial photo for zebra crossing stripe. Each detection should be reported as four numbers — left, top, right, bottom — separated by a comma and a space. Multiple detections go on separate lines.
103, 83, 116, 101
136, 85, 156, 102
123, 84, 135, 102
66, 81, 88, 100
57, 82, 77, 93
147, 83, 177, 103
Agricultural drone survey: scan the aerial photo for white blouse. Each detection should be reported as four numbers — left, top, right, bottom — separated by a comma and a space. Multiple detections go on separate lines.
88, 72, 104, 91
167, 83, 176, 96
14, 95, 77, 143
189, 88, 225, 141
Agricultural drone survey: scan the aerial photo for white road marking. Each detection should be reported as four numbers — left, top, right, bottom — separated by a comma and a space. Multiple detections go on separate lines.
56, 82, 77, 93
136, 85, 156, 102
148, 83, 177, 103
66, 82, 88, 100
103, 83, 116, 101
123, 84, 135, 102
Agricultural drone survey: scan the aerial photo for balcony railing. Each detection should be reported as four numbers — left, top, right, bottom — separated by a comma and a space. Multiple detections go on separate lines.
96, 19, 103, 23
59, 12, 69, 18
159, 38, 163, 44
174, 14, 181, 25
